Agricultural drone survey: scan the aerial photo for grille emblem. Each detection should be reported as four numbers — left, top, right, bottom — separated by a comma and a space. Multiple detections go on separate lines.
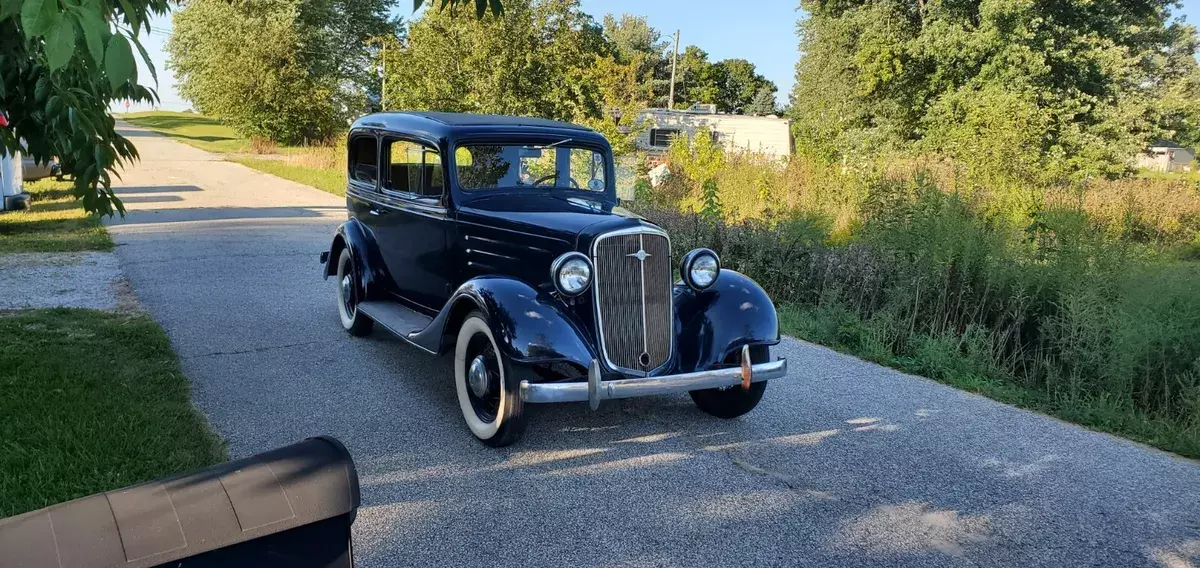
627, 249, 651, 261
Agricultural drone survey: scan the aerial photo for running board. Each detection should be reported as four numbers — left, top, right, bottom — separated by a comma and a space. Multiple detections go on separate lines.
357, 300, 435, 349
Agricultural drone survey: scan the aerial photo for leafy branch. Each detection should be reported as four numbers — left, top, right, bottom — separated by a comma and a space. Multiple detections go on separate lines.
1, 0, 165, 216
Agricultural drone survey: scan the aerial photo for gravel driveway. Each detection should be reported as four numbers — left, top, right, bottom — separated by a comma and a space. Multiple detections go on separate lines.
107, 123, 1200, 568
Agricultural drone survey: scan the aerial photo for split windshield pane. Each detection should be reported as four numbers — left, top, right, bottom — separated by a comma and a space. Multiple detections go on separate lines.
454, 144, 606, 192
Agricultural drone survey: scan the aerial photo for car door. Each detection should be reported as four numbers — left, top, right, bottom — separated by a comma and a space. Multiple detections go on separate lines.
369, 137, 454, 312
345, 129, 382, 261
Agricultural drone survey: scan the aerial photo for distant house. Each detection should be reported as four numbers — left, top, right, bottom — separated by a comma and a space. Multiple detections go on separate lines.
636, 105, 792, 161
1137, 141, 1195, 173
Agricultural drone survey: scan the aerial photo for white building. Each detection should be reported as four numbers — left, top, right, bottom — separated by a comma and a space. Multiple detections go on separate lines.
636, 105, 792, 160
1136, 141, 1195, 173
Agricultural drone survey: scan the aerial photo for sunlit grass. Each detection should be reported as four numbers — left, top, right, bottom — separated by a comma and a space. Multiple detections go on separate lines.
0, 179, 113, 253
0, 309, 226, 517
121, 111, 247, 153
231, 157, 346, 196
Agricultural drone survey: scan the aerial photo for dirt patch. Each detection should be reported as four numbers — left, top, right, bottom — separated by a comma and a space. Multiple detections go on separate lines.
112, 277, 145, 314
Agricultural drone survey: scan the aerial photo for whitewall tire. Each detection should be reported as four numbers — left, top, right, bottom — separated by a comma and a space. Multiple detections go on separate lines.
454, 312, 526, 446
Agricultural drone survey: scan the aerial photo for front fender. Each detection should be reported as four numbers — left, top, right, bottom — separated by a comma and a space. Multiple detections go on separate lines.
324, 219, 390, 302
673, 270, 780, 373
418, 276, 598, 370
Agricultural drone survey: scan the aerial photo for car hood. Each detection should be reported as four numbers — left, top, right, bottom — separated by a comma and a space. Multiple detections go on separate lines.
456, 193, 653, 251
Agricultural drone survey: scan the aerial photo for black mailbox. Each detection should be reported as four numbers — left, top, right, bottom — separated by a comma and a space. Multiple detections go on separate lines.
0, 436, 359, 568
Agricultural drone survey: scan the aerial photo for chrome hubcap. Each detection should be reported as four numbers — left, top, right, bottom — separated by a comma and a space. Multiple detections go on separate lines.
340, 274, 354, 314
468, 355, 491, 398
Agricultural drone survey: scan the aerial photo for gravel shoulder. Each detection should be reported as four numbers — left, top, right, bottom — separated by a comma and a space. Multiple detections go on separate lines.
105, 122, 1200, 568
0, 252, 123, 311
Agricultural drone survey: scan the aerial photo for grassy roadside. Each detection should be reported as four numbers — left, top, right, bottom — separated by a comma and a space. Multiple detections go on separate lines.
120, 111, 248, 153
1, 176, 225, 516
0, 309, 226, 517
232, 157, 345, 196
122, 111, 346, 196
778, 304, 1200, 459
0, 179, 113, 253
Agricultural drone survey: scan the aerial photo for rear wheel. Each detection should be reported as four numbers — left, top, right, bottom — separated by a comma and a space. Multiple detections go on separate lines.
690, 345, 770, 419
336, 248, 373, 336
454, 312, 527, 447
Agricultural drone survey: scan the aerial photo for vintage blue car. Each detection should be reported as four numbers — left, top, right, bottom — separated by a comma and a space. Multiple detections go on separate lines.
321, 111, 787, 446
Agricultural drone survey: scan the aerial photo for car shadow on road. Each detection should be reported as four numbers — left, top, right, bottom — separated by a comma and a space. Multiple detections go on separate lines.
315, 335, 1013, 565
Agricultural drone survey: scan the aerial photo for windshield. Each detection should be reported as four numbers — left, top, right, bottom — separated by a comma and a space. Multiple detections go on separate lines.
454, 143, 607, 192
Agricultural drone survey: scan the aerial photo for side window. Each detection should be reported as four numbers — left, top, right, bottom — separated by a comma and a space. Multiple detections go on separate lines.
349, 135, 378, 186
385, 139, 443, 199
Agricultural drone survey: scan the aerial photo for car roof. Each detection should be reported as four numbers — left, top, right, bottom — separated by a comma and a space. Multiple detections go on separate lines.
351, 111, 606, 146
352, 111, 594, 133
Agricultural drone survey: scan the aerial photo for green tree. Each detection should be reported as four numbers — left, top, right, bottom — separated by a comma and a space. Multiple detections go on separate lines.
713, 58, 775, 114
385, 0, 606, 123
676, 45, 721, 109
415, 0, 502, 18
745, 85, 778, 116
790, 0, 1200, 179
169, 0, 398, 145
601, 13, 667, 104
1, 0, 164, 215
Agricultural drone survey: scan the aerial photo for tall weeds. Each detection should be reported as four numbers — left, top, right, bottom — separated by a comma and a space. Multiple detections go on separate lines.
637, 147, 1200, 454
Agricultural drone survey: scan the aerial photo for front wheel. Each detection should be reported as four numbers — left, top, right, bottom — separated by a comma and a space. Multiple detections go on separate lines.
690, 345, 770, 419
454, 312, 527, 447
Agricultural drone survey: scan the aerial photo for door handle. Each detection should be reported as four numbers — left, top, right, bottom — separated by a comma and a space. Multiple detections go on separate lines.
368, 208, 382, 216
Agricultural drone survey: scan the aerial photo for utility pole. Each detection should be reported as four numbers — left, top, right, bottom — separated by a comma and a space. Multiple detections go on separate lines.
668, 29, 680, 110
380, 40, 387, 111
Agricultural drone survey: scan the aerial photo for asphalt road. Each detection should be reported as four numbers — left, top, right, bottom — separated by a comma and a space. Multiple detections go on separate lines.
107, 123, 1200, 568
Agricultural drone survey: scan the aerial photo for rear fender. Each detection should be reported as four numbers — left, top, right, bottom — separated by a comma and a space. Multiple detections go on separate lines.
673, 270, 780, 372
323, 219, 390, 302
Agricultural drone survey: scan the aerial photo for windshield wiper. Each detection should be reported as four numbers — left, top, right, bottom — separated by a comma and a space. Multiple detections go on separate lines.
531, 138, 573, 150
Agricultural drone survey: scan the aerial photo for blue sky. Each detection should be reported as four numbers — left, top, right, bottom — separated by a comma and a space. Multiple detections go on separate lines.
124, 1, 1199, 113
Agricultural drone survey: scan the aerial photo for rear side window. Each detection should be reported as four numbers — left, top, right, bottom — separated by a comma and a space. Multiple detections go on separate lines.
384, 139, 443, 199
349, 135, 377, 185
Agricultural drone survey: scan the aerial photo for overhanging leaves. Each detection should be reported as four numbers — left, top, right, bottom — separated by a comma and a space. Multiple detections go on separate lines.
20, 0, 58, 37
44, 16, 76, 70
104, 32, 134, 90
2, 0, 168, 216
77, 4, 108, 66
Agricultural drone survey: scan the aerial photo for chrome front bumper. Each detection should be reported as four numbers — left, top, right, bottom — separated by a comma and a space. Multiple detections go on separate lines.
519, 345, 788, 410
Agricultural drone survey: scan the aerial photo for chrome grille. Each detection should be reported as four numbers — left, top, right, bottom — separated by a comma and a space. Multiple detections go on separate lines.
593, 230, 673, 375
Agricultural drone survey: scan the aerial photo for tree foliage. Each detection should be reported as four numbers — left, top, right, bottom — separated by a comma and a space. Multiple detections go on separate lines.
713, 58, 775, 114
745, 85, 778, 116
790, 0, 1200, 180
168, 0, 400, 145
386, 0, 652, 152
602, 13, 668, 106
1, 0, 165, 215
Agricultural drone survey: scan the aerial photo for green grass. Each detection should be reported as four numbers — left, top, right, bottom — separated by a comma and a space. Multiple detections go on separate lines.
121, 111, 248, 153
0, 179, 113, 253
232, 157, 346, 196
122, 111, 348, 196
0, 309, 226, 517
778, 303, 1200, 459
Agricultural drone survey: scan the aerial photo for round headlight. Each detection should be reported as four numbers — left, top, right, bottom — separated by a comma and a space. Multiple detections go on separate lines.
551, 252, 592, 296
681, 248, 720, 290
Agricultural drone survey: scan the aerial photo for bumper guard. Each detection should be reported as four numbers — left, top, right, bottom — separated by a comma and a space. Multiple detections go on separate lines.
520, 345, 788, 410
